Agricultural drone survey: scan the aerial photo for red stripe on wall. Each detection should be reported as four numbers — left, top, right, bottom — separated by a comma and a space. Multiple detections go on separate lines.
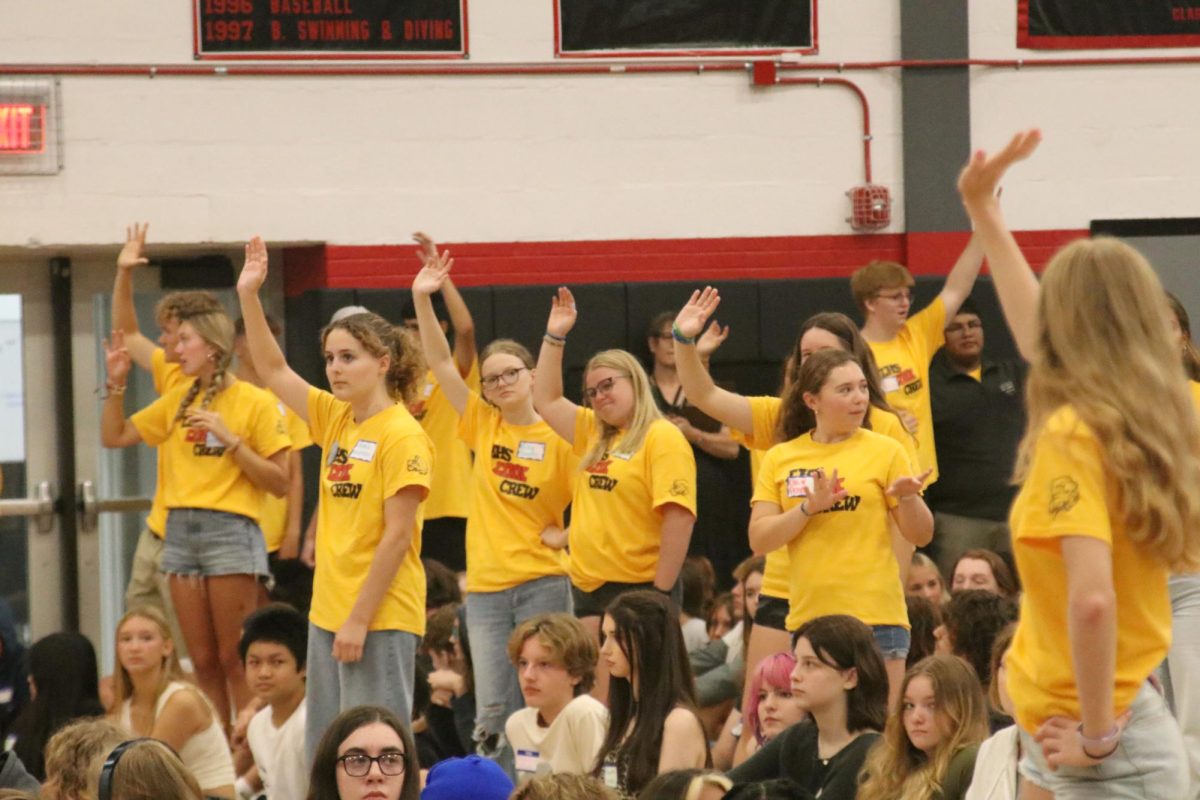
283, 230, 1086, 295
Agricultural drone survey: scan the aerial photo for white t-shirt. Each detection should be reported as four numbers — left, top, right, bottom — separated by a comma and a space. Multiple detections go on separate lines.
505, 694, 609, 781
247, 699, 308, 800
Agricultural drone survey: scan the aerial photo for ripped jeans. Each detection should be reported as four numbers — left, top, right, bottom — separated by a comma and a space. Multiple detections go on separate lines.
464, 575, 572, 779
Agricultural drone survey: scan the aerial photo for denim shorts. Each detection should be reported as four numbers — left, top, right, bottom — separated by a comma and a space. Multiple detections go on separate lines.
162, 508, 269, 579
1017, 682, 1189, 799
871, 624, 911, 661
754, 594, 789, 632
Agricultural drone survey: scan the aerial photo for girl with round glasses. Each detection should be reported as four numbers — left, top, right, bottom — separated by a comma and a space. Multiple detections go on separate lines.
308, 706, 419, 800
411, 251, 576, 772
533, 287, 697, 699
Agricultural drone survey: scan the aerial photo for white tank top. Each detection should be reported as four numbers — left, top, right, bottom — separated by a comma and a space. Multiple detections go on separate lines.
119, 681, 235, 790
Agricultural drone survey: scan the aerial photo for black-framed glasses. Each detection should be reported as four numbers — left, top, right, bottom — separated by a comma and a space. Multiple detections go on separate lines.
584, 374, 630, 401
337, 751, 408, 777
481, 367, 527, 390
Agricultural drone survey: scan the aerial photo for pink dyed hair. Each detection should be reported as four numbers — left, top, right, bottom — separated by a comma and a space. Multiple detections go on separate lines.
744, 651, 798, 743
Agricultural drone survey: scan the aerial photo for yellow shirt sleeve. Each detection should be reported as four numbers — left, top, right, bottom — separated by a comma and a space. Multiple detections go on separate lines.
736, 396, 783, 451
284, 404, 313, 451
1013, 416, 1111, 545
646, 423, 698, 516
572, 407, 596, 457
457, 390, 484, 450
151, 347, 189, 395
751, 446, 783, 506
130, 391, 180, 446
379, 429, 434, 501
245, 391, 293, 462
307, 385, 337, 446
910, 294, 948, 357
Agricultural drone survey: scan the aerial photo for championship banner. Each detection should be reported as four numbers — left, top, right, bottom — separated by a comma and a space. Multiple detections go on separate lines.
194, 0, 467, 59
555, 0, 816, 57
1018, 0, 1200, 49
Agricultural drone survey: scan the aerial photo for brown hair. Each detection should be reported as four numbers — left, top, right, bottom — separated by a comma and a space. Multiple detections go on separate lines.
153, 291, 222, 327
780, 348, 863, 440
950, 549, 1019, 599
850, 261, 915, 315
509, 773, 618, 800
41, 718, 127, 800
103, 739, 204, 800
987, 623, 1017, 714
306, 706, 419, 800
1167, 292, 1200, 382
171, 308, 236, 426
507, 613, 598, 696
480, 338, 535, 370
321, 312, 424, 405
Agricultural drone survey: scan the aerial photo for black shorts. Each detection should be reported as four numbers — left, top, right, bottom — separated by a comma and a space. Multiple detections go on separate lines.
754, 593, 789, 632
571, 580, 682, 619
421, 516, 467, 573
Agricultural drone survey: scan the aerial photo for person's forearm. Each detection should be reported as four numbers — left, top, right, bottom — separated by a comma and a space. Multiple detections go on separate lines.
236, 289, 290, 387
113, 266, 141, 336
748, 508, 809, 555
440, 277, 475, 341
282, 451, 304, 550
941, 234, 986, 313
346, 526, 412, 626
692, 429, 739, 460
675, 341, 754, 434
232, 448, 289, 497
533, 338, 565, 407
654, 510, 695, 591
415, 290, 455, 373
893, 497, 933, 546
101, 393, 130, 448
972, 207, 1040, 360
1070, 585, 1117, 736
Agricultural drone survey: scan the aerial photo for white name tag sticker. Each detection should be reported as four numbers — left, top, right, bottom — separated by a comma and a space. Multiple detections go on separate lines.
603, 764, 619, 789
423, 382, 435, 398
205, 431, 224, 449
786, 475, 813, 498
514, 749, 540, 773
517, 441, 547, 461
349, 440, 378, 462
881, 376, 900, 394
610, 450, 633, 461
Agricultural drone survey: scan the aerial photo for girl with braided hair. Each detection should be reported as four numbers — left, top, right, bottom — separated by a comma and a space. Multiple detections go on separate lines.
102, 305, 291, 723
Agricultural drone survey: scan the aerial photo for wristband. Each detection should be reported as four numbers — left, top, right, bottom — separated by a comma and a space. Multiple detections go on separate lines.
1079, 723, 1121, 759
542, 334, 565, 348
799, 500, 811, 517
544, 331, 566, 343
671, 323, 696, 345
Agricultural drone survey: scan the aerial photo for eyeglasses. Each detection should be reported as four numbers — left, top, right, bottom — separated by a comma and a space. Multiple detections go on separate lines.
875, 290, 912, 302
481, 367, 527, 390
584, 375, 630, 401
337, 752, 407, 777
945, 319, 983, 334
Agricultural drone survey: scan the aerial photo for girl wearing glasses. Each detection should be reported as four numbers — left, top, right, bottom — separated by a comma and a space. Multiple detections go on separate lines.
411, 252, 576, 772
308, 706, 419, 800
533, 288, 697, 696
237, 238, 433, 762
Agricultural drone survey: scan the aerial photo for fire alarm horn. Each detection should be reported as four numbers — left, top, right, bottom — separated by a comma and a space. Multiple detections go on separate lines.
846, 184, 891, 231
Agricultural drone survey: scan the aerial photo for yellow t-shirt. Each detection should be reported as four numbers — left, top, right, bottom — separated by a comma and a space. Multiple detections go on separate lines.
130, 380, 292, 523
1190, 380, 1200, 409
258, 395, 314, 553
736, 396, 917, 603
307, 387, 433, 635
866, 295, 946, 482
410, 364, 479, 520
144, 348, 190, 537
753, 428, 911, 632
1005, 405, 1171, 733
568, 408, 697, 592
458, 392, 575, 592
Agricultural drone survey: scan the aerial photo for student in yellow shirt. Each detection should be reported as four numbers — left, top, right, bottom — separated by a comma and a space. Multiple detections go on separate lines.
960, 129, 1200, 797
412, 249, 575, 774
749, 348, 932, 699
672, 290, 918, 759
110, 222, 226, 660
101, 304, 291, 721
403, 232, 478, 574
851, 233, 985, 483
533, 287, 697, 699
236, 237, 433, 761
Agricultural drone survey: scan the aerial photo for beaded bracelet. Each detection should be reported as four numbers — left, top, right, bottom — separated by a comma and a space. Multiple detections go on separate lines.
671, 323, 696, 345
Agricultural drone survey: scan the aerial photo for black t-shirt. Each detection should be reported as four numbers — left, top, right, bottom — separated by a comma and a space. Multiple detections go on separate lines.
926, 352, 1027, 521
726, 721, 880, 800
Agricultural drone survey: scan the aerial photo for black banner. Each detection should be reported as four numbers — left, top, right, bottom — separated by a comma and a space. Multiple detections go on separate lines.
194, 0, 465, 59
557, 0, 814, 55
1019, 0, 1200, 49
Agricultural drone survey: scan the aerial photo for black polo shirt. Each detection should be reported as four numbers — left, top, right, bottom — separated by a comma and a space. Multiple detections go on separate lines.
925, 350, 1027, 522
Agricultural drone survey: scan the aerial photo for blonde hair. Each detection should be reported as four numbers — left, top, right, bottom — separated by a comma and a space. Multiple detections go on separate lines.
41, 718, 127, 800
153, 291, 221, 328
579, 349, 663, 470
857, 655, 989, 800
509, 773, 618, 800
172, 309, 235, 426
850, 261, 915, 315
1017, 238, 1200, 571
102, 739, 204, 800
321, 312, 423, 405
110, 607, 189, 714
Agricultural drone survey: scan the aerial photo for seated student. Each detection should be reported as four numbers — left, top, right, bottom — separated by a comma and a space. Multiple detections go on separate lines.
40, 718, 127, 800
706, 594, 735, 642
679, 559, 712, 653
949, 550, 1018, 600
637, 769, 732, 800
965, 624, 1019, 800
712, 652, 805, 770
306, 706, 420, 800
905, 594, 942, 669
509, 772, 619, 800
934, 590, 1019, 694
907, 553, 949, 606
857, 655, 989, 800
727, 616, 886, 800
7, 631, 105, 782
96, 738, 206, 800
596, 592, 709, 797
423, 604, 475, 758
505, 614, 609, 781
237, 604, 309, 800
422, 755, 514, 800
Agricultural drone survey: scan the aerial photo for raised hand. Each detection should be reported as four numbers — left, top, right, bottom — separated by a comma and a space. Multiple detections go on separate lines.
696, 319, 730, 359
957, 129, 1042, 217
413, 231, 439, 265
412, 249, 453, 296
887, 468, 934, 500
546, 286, 578, 337
237, 236, 269, 296
806, 468, 849, 514
675, 287, 721, 340
104, 329, 132, 384
117, 223, 150, 271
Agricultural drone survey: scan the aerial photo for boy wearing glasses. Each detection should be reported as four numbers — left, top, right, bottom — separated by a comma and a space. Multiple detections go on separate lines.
237, 604, 309, 800
850, 236, 985, 484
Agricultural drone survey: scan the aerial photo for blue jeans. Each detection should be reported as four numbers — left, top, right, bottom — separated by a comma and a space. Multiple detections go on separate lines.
1163, 574, 1200, 799
465, 575, 573, 778
304, 623, 420, 763
871, 624, 911, 661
